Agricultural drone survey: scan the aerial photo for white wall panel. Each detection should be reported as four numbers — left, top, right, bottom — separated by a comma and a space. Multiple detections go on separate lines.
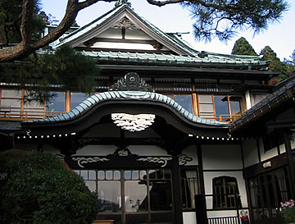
242, 139, 259, 168
182, 145, 198, 166
202, 144, 242, 170
183, 212, 197, 224
259, 139, 279, 161
76, 145, 117, 155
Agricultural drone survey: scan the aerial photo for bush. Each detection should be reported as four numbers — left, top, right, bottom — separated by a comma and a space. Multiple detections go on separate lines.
0, 149, 99, 224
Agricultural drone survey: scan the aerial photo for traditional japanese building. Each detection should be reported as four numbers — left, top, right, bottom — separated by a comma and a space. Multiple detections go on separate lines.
1, 1, 294, 224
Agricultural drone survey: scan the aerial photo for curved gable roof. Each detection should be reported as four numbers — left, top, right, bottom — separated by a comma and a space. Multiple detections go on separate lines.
22, 91, 229, 140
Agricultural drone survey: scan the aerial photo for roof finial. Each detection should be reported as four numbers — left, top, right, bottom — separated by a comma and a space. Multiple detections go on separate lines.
115, 0, 130, 7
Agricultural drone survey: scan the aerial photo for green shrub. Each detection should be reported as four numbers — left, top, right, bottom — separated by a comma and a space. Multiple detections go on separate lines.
0, 149, 99, 224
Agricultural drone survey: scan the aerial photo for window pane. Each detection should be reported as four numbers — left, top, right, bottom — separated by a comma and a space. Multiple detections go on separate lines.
150, 180, 172, 211
181, 169, 199, 209
125, 181, 148, 212
97, 181, 121, 213
85, 180, 96, 192
71, 92, 89, 109
199, 104, 214, 113
213, 176, 241, 209
125, 170, 132, 180
98, 170, 105, 180
174, 95, 193, 114
106, 170, 113, 180
198, 95, 213, 103
46, 92, 65, 113
198, 95, 214, 118
214, 96, 229, 121
230, 96, 243, 115
0, 90, 22, 109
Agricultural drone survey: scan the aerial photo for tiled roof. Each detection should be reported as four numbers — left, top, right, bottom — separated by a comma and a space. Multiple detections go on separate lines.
83, 50, 268, 66
24, 91, 229, 128
230, 74, 295, 133
55, 3, 197, 56
0, 121, 22, 131
54, 3, 268, 67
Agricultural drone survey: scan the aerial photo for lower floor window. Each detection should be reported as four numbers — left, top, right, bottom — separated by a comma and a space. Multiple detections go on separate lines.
249, 167, 292, 221
75, 169, 173, 224
181, 168, 199, 210
213, 176, 241, 209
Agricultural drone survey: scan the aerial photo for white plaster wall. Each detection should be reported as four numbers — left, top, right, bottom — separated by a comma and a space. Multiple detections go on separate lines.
203, 171, 248, 209
76, 145, 118, 155
76, 145, 168, 156
207, 209, 250, 222
291, 136, 295, 150
182, 145, 198, 166
279, 144, 286, 154
128, 145, 168, 156
242, 139, 259, 168
202, 144, 243, 170
207, 210, 238, 218
183, 212, 197, 224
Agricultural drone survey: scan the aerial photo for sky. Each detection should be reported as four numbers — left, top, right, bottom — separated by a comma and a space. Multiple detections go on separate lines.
41, 0, 295, 61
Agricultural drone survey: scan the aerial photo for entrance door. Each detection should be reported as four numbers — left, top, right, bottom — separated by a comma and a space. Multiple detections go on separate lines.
76, 169, 174, 224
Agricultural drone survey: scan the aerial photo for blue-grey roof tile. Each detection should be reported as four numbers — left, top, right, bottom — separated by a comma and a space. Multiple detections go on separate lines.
72, 108, 80, 116
76, 106, 84, 113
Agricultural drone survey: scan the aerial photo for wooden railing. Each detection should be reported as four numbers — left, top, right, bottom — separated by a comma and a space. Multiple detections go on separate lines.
0, 106, 242, 122
208, 216, 240, 224
92, 220, 114, 224
0, 106, 63, 121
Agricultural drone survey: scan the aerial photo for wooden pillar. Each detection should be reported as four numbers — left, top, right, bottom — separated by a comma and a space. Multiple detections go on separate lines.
196, 144, 208, 224
65, 91, 71, 113
283, 130, 295, 196
21, 89, 25, 117
171, 153, 183, 224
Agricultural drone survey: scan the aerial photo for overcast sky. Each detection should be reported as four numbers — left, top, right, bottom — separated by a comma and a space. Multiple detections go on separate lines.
42, 0, 295, 61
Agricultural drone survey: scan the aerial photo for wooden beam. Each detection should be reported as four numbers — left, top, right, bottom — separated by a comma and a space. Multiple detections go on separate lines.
84, 37, 159, 46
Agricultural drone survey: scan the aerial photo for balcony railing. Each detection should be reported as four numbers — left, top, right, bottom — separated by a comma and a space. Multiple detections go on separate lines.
208, 216, 240, 224
0, 106, 63, 121
0, 106, 242, 122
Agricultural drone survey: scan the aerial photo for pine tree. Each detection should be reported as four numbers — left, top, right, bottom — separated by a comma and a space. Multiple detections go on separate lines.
231, 37, 257, 56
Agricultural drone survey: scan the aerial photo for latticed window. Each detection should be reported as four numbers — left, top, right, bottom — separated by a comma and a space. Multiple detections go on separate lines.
213, 176, 241, 209
75, 169, 174, 224
180, 168, 199, 210
249, 168, 291, 221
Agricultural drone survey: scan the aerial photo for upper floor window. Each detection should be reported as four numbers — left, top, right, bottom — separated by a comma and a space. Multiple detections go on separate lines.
198, 95, 244, 122
174, 94, 193, 114
46, 92, 65, 114
213, 176, 241, 209
71, 92, 89, 109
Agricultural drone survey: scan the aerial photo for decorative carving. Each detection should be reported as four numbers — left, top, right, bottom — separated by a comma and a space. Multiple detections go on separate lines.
112, 16, 138, 30
111, 113, 155, 132
109, 72, 152, 91
137, 156, 172, 167
56, 154, 65, 161
151, 42, 163, 50
178, 154, 193, 165
78, 138, 102, 146
72, 156, 109, 168
115, 0, 128, 7
111, 147, 136, 156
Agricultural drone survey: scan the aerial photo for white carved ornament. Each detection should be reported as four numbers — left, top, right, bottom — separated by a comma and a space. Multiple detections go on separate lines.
111, 113, 155, 132
111, 16, 138, 30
